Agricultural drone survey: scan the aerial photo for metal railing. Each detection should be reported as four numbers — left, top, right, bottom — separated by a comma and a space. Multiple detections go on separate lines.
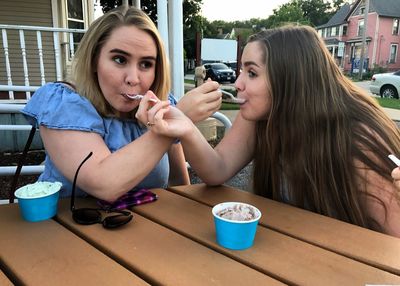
0, 103, 44, 176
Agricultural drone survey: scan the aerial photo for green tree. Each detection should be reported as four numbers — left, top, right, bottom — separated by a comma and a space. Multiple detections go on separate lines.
299, 0, 332, 26
99, 0, 203, 60
265, 1, 310, 28
99, 0, 202, 24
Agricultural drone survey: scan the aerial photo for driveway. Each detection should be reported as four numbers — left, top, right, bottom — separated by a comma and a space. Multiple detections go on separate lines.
354, 80, 373, 95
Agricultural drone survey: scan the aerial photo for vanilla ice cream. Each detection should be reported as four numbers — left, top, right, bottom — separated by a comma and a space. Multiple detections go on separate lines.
15, 181, 62, 199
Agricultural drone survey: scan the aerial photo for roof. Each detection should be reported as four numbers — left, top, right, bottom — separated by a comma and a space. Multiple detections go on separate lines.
318, 3, 351, 28
370, 0, 400, 18
324, 38, 340, 45
318, 0, 400, 29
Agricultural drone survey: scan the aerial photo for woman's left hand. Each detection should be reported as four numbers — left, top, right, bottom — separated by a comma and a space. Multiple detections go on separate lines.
135, 91, 170, 128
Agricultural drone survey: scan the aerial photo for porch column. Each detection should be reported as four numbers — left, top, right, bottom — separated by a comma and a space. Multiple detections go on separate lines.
169, 0, 184, 100
157, 0, 169, 56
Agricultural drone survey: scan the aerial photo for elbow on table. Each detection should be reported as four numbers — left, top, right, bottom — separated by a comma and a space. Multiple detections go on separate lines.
80, 176, 132, 203
202, 177, 226, 187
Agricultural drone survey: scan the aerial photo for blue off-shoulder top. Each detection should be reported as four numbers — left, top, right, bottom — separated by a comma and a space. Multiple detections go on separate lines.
22, 82, 174, 197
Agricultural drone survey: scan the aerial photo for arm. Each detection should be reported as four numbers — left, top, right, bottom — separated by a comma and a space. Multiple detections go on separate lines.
141, 103, 255, 185
167, 143, 190, 186
176, 80, 222, 123
181, 112, 255, 185
41, 100, 174, 202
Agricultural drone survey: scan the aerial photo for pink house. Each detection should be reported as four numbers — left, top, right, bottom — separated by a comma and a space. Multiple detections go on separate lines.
317, 0, 400, 73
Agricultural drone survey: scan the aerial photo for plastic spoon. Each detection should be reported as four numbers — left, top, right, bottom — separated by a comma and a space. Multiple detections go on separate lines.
220, 90, 245, 104
388, 154, 400, 166
122, 93, 158, 102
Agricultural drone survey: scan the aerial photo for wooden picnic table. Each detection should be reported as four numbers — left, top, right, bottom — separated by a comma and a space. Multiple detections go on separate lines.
1, 183, 400, 285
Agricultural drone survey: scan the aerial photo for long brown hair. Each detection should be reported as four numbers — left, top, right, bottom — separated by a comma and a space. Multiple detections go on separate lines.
251, 25, 400, 230
71, 5, 170, 118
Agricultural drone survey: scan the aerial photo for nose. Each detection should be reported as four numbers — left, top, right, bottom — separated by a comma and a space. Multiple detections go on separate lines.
125, 67, 140, 86
234, 73, 243, 92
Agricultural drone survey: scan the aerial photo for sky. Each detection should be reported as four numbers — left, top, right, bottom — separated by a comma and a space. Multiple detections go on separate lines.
201, 0, 292, 22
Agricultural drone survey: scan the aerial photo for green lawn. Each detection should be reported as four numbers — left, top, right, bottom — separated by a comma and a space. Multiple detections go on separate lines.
221, 102, 240, 110
374, 98, 400, 110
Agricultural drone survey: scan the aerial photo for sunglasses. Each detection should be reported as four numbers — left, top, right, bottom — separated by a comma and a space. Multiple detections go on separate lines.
70, 152, 133, 229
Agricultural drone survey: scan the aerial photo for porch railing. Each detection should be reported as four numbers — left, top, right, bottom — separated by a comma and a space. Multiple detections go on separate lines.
0, 24, 86, 103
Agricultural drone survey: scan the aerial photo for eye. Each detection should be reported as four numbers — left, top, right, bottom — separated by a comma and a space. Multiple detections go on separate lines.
112, 56, 127, 65
140, 60, 154, 70
248, 70, 257, 78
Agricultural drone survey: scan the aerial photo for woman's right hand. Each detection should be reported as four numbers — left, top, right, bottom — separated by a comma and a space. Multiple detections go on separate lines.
177, 80, 222, 123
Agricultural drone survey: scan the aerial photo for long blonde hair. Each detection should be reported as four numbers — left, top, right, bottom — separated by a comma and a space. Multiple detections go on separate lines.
250, 25, 400, 230
72, 5, 170, 117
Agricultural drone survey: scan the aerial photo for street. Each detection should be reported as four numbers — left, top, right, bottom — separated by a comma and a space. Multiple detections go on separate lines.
355, 80, 373, 95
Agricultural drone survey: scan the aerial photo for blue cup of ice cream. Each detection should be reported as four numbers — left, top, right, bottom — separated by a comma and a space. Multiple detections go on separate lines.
212, 202, 262, 250
14, 181, 62, 222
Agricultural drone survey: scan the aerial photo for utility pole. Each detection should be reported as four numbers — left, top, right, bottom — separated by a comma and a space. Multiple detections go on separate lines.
358, 0, 370, 80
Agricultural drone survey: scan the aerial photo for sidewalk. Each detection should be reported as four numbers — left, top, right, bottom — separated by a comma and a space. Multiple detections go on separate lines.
383, 108, 400, 122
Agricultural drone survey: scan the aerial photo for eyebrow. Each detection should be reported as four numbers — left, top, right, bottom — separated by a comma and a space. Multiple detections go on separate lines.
243, 61, 260, 68
110, 48, 130, 56
109, 48, 157, 61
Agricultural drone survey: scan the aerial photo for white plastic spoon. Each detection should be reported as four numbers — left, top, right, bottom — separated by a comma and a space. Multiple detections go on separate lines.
388, 154, 400, 167
122, 93, 158, 102
220, 90, 245, 104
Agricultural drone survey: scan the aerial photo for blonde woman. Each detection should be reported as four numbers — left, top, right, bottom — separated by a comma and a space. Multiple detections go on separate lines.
22, 6, 221, 201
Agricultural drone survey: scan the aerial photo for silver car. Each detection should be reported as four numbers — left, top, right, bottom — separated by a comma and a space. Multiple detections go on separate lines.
370, 70, 400, 99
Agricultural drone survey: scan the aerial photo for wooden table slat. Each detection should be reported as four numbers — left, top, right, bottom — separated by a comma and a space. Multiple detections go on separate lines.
0, 269, 13, 286
0, 204, 147, 286
167, 184, 400, 275
55, 199, 281, 286
133, 188, 400, 285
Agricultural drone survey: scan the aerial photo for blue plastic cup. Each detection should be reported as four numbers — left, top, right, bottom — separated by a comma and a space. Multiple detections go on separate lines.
14, 182, 62, 222
212, 202, 262, 250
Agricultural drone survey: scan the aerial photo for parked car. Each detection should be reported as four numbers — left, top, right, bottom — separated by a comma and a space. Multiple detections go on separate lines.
204, 63, 236, 83
370, 70, 400, 99
224, 61, 239, 76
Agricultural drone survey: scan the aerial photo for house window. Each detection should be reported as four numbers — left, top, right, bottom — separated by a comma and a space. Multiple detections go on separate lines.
358, 19, 364, 36
326, 27, 331, 37
67, 0, 85, 50
360, 7, 365, 15
332, 27, 337, 36
389, 44, 398, 63
342, 25, 347, 36
393, 19, 399, 35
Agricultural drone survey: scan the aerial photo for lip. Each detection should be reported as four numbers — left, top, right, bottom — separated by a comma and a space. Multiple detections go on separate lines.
121, 93, 134, 100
